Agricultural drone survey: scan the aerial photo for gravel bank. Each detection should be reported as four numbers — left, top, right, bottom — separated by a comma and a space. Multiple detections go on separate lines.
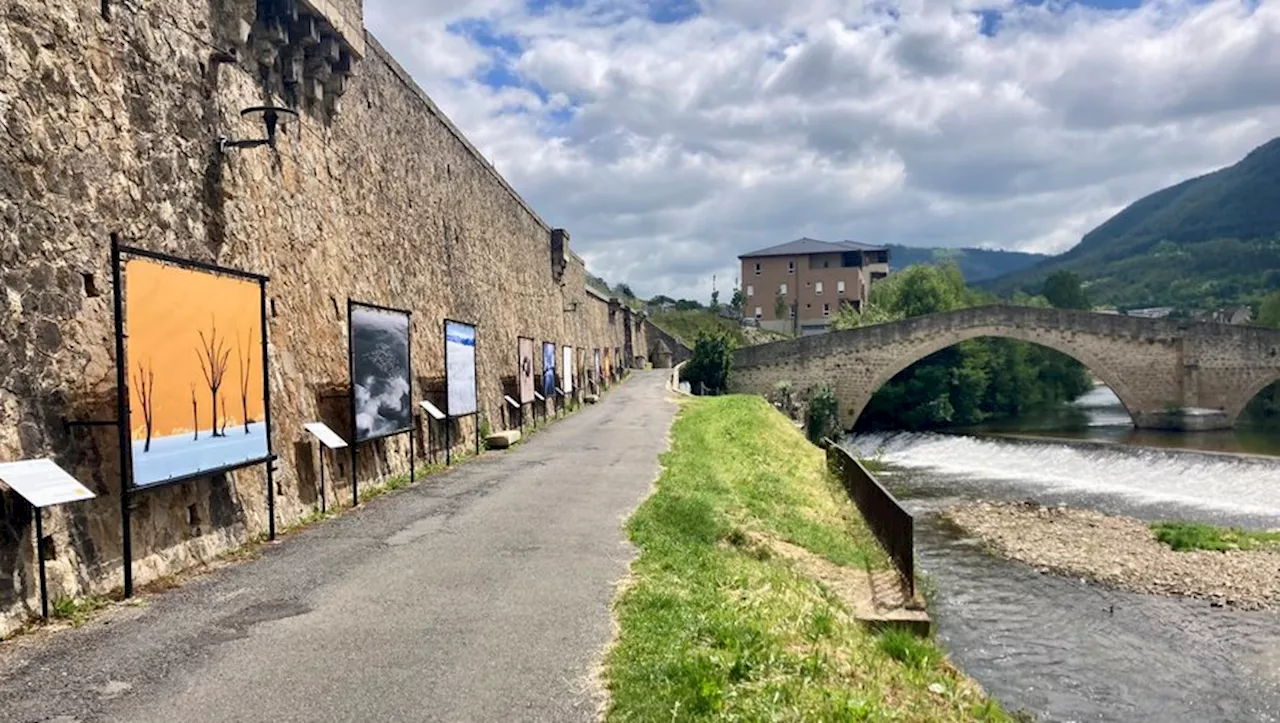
943, 500, 1280, 610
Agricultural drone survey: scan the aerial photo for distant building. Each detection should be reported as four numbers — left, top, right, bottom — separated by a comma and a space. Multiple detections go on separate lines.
1211, 305, 1254, 325
739, 237, 890, 335
1125, 307, 1176, 319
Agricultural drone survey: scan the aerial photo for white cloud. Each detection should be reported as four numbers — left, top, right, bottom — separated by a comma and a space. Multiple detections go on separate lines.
364, 0, 1280, 301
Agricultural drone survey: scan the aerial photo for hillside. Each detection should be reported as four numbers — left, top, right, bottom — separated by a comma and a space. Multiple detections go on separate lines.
886, 244, 1047, 282
988, 137, 1280, 309
649, 309, 790, 348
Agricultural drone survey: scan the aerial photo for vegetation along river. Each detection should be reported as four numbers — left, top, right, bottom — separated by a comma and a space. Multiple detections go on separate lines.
845, 386, 1280, 722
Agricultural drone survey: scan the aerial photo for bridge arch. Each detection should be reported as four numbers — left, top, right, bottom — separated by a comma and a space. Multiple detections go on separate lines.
1223, 372, 1280, 426
847, 326, 1142, 430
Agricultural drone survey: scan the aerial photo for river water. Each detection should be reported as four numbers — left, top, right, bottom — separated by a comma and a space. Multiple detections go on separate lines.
845, 386, 1280, 722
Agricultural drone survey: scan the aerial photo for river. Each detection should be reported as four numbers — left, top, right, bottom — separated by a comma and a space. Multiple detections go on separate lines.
845, 386, 1280, 722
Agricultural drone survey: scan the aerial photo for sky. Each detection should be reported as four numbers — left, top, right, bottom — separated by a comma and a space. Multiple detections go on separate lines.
363, 0, 1280, 301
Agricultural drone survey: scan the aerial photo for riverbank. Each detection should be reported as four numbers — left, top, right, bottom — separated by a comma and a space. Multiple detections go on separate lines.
945, 500, 1280, 610
604, 395, 1013, 721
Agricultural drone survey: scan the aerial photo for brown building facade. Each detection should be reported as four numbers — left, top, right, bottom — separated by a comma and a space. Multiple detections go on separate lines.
739, 238, 890, 335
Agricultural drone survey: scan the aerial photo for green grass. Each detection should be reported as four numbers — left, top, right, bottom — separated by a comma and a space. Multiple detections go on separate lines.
1151, 521, 1280, 552
605, 395, 1011, 722
51, 595, 112, 626
652, 310, 749, 347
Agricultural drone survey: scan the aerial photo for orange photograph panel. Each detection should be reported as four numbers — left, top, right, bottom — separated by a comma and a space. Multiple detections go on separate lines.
125, 258, 267, 486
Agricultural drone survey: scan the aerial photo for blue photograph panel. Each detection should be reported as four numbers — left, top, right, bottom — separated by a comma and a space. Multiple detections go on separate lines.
542, 342, 556, 397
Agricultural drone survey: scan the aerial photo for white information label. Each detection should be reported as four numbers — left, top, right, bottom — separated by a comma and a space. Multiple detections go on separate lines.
419, 400, 446, 420
304, 422, 349, 450
504, 395, 520, 408
556, 387, 567, 396
533, 392, 545, 402
0, 459, 96, 508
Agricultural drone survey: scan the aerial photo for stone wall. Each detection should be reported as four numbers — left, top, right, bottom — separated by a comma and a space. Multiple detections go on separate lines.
642, 319, 693, 368
731, 305, 1280, 431
0, 0, 643, 634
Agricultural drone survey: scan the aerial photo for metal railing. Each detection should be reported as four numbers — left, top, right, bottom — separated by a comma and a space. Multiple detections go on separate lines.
825, 442, 914, 596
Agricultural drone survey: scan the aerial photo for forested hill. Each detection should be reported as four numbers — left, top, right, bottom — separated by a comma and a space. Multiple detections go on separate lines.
886, 245, 1047, 282
987, 137, 1280, 309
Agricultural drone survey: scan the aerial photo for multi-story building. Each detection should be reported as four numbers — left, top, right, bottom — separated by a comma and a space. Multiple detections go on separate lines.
738, 238, 890, 336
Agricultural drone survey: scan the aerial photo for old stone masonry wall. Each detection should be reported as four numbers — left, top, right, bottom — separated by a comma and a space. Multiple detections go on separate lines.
0, 0, 648, 634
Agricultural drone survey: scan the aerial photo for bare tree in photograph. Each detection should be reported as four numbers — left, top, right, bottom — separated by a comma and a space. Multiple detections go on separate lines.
134, 362, 155, 452
237, 327, 253, 434
220, 397, 229, 436
196, 316, 232, 438
190, 382, 199, 441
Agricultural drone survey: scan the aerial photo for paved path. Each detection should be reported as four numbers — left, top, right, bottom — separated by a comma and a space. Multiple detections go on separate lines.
0, 371, 676, 723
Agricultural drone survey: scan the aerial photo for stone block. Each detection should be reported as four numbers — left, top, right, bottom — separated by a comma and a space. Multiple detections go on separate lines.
485, 430, 521, 449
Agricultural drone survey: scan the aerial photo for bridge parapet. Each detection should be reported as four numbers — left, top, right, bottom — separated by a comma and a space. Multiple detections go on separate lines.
731, 305, 1280, 431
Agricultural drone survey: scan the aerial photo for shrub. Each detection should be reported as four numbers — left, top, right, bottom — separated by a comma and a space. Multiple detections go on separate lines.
805, 385, 840, 443
681, 331, 733, 395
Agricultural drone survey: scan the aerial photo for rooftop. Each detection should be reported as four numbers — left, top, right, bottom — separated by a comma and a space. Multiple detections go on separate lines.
738, 237, 887, 259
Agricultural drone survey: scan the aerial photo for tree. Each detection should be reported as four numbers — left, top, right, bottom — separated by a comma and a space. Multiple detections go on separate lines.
134, 362, 155, 452
1042, 270, 1091, 310
674, 298, 702, 311
616, 283, 636, 299
1259, 291, 1280, 328
730, 288, 745, 314
774, 293, 787, 321
190, 383, 199, 441
680, 331, 733, 395
237, 328, 254, 434
710, 289, 720, 313
196, 317, 232, 438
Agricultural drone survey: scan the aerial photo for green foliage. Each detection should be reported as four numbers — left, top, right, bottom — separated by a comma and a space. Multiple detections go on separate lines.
605, 395, 1010, 721
651, 309, 747, 348
1041, 270, 1091, 309
1151, 521, 1280, 552
681, 332, 734, 394
774, 292, 788, 322
805, 385, 840, 443
730, 287, 745, 314
878, 629, 936, 670
51, 595, 112, 626
709, 289, 720, 313
988, 138, 1280, 310
1259, 291, 1280, 328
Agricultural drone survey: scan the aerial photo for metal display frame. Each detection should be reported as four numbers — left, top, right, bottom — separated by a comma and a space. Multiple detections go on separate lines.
517, 336, 536, 433
347, 299, 415, 507
443, 318, 481, 465
111, 237, 277, 598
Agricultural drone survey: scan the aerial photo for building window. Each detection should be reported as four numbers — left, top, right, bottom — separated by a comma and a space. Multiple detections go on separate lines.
837, 280, 845, 295
779, 283, 787, 295
746, 285, 754, 297
754, 262, 761, 275
822, 303, 830, 317
754, 306, 762, 318
787, 260, 795, 274
815, 282, 823, 295
871, 271, 888, 281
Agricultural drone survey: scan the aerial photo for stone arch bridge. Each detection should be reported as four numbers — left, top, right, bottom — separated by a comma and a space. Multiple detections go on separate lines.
730, 305, 1280, 431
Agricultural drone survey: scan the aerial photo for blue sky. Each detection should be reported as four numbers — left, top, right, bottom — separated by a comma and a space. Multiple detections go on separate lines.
366, 0, 1280, 301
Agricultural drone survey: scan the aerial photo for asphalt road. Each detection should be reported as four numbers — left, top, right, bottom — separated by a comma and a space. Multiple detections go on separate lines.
0, 371, 677, 723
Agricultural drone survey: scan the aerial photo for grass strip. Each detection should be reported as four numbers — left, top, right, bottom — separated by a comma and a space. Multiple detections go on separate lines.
605, 394, 1013, 721
1152, 521, 1280, 552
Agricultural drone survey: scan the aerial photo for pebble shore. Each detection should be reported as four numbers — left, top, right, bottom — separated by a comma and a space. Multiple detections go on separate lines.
943, 500, 1280, 610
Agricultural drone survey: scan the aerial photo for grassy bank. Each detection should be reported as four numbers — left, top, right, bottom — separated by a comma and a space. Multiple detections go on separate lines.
1152, 521, 1280, 552
605, 395, 1010, 721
